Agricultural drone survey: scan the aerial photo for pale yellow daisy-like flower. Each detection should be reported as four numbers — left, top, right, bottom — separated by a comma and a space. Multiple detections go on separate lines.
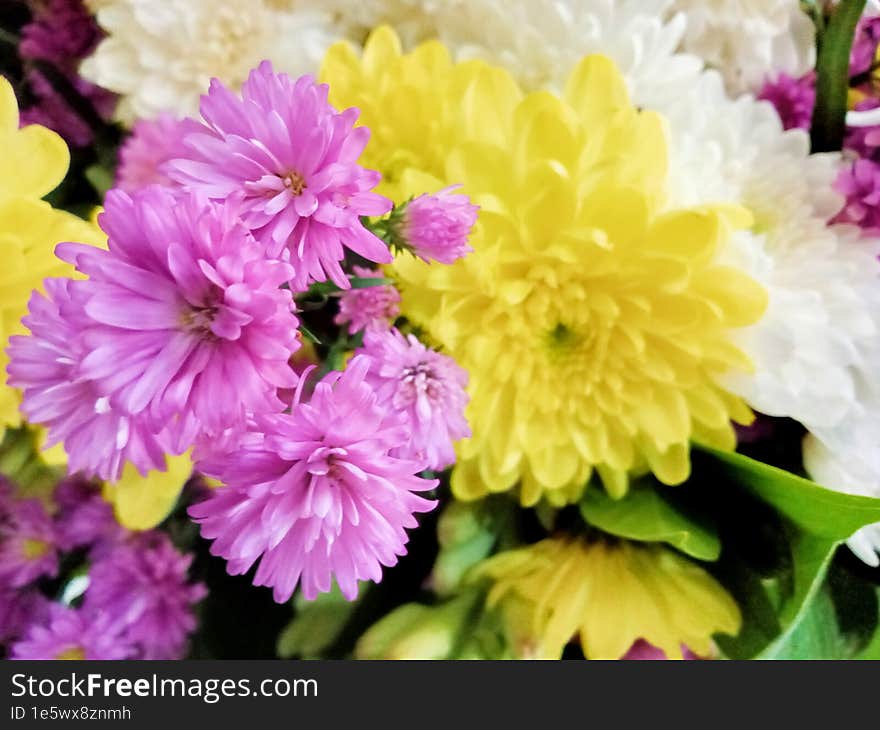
477, 536, 741, 659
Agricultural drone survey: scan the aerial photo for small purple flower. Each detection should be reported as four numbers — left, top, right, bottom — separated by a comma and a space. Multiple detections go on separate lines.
19, 0, 102, 67
19, 71, 95, 148
621, 639, 700, 660
7, 277, 173, 481
395, 186, 478, 264
168, 61, 393, 292
851, 16, 880, 79
56, 186, 301, 438
117, 113, 202, 192
18, 0, 115, 146
190, 355, 438, 602
11, 604, 133, 660
0, 497, 58, 588
758, 72, 815, 132
359, 328, 470, 471
333, 265, 400, 335
0, 588, 49, 644
53, 478, 123, 552
845, 98, 880, 161
83, 531, 206, 660
832, 158, 880, 235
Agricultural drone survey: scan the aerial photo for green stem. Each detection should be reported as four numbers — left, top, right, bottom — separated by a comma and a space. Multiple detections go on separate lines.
810, 0, 867, 153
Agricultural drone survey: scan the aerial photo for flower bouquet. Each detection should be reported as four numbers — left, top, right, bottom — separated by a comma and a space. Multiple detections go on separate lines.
2, 0, 880, 661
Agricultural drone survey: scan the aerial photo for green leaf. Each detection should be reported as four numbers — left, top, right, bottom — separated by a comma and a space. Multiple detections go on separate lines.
694, 445, 880, 657
579, 480, 721, 561
856, 589, 880, 659
299, 276, 392, 298
432, 497, 518, 595
696, 445, 880, 540
298, 323, 322, 345
760, 580, 846, 659
760, 554, 880, 659
276, 584, 361, 659
810, 0, 866, 152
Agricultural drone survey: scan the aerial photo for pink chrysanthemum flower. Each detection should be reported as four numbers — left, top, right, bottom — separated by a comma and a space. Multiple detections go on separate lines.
84, 531, 206, 659
53, 479, 123, 552
333, 265, 401, 335
11, 604, 133, 660
7, 278, 171, 481
56, 186, 301, 437
0, 497, 58, 588
190, 355, 438, 602
168, 61, 393, 292
359, 328, 470, 471
758, 72, 815, 132
394, 186, 478, 264
832, 158, 880, 235
117, 113, 202, 192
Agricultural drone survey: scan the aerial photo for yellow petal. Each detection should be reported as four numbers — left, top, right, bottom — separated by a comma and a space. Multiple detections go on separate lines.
103, 453, 194, 530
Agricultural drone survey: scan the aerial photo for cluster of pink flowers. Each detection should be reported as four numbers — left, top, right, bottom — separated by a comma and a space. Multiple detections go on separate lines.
0, 478, 204, 660
7, 62, 477, 604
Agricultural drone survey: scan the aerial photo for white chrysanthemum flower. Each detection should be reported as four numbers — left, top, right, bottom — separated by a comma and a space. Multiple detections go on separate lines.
422, 0, 704, 105
80, 0, 340, 123
300, 0, 439, 49
666, 0, 815, 94
659, 71, 880, 474
804, 435, 880, 567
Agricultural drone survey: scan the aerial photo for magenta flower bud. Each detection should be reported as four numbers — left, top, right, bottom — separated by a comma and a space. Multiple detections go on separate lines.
398, 186, 478, 264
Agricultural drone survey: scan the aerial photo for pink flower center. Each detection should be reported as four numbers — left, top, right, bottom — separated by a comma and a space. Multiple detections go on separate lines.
282, 171, 306, 196
306, 446, 348, 477
395, 362, 441, 407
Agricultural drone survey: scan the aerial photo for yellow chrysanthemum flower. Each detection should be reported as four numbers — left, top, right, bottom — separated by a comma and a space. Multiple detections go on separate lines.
321, 26, 458, 200
0, 79, 106, 431
0, 78, 69, 205
322, 31, 768, 504
477, 536, 741, 659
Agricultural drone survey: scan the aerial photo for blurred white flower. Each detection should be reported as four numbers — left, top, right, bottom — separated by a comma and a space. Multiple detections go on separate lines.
81, 0, 340, 123
667, 0, 815, 93
804, 435, 880, 566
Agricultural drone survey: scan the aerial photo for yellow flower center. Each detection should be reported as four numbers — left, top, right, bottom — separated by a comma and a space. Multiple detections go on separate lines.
282, 171, 306, 196
55, 646, 86, 661
21, 538, 50, 560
